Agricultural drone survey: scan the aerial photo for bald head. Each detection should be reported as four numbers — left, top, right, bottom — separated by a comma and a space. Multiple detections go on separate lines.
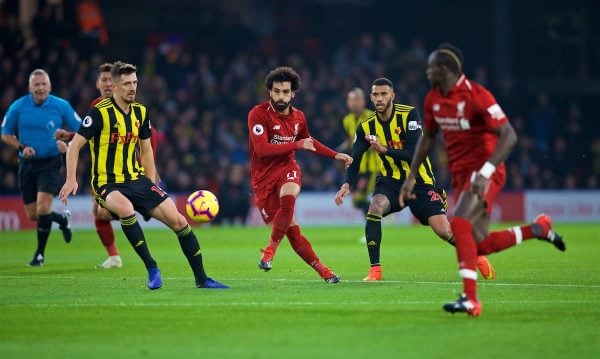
346, 87, 366, 115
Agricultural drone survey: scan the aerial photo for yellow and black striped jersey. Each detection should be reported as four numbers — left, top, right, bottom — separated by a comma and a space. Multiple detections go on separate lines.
342, 109, 379, 173
344, 103, 436, 186
77, 97, 152, 191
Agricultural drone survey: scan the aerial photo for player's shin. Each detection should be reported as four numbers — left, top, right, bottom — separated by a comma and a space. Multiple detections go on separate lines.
269, 195, 296, 251
450, 217, 478, 300
287, 225, 320, 266
95, 219, 118, 256
176, 224, 208, 283
35, 213, 52, 257
120, 214, 157, 269
477, 227, 523, 255
365, 213, 383, 266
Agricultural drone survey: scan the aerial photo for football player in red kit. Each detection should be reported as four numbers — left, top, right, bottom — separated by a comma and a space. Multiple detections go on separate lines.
248, 66, 353, 283
400, 44, 566, 316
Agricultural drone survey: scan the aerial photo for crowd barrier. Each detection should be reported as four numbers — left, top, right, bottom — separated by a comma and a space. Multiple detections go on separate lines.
1, 190, 599, 231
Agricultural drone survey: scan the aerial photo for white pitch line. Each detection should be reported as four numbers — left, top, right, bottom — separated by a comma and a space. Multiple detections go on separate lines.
0, 275, 598, 288
2, 300, 598, 308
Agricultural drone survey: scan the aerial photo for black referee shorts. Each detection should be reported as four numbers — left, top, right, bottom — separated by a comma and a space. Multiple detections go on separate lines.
373, 175, 448, 225
18, 155, 63, 205
93, 176, 169, 220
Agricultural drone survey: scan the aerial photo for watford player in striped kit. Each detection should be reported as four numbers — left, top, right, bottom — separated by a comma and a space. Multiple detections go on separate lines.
59, 61, 227, 290
335, 78, 495, 282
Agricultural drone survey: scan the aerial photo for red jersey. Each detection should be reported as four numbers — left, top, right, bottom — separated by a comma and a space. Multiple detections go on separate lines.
424, 75, 508, 177
248, 101, 336, 188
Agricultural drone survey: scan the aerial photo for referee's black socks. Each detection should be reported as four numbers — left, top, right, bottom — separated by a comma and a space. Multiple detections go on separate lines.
50, 211, 67, 227
120, 214, 157, 269
36, 214, 52, 257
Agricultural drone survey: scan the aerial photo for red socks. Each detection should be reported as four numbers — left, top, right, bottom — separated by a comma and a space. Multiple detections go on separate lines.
269, 195, 296, 249
286, 225, 320, 266
95, 219, 118, 256
477, 225, 535, 255
450, 216, 478, 301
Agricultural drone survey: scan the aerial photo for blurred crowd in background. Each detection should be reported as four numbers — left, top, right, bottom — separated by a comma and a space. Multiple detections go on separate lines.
1, 0, 598, 225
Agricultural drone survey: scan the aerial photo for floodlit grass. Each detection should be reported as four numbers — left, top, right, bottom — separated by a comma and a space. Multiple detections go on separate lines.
1, 223, 599, 358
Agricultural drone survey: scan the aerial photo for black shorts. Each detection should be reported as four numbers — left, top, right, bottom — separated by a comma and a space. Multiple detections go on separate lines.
93, 176, 169, 220
373, 175, 448, 225
18, 155, 63, 204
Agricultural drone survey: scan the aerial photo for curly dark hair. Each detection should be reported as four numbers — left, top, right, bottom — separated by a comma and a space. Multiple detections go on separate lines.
265, 66, 301, 91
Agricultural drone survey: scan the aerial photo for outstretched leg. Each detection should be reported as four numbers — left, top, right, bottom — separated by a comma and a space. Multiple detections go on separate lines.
476, 214, 566, 255
286, 224, 339, 283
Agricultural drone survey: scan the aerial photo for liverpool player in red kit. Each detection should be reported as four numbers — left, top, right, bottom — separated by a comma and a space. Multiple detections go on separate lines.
248, 66, 352, 283
400, 44, 566, 316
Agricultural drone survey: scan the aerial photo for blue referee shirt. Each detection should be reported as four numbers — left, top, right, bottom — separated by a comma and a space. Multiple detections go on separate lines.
1, 94, 81, 159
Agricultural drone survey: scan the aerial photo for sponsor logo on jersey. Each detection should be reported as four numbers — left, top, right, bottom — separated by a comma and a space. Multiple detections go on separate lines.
434, 116, 471, 131
110, 132, 138, 144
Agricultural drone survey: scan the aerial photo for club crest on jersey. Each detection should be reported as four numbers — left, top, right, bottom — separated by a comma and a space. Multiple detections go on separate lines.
294, 123, 299, 135
457, 101, 466, 117
253, 124, 264, 136
273, 125, 281, 130
432, 104, 440, 112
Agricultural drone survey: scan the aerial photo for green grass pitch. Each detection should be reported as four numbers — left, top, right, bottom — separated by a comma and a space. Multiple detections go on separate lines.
1, 223, 599, 358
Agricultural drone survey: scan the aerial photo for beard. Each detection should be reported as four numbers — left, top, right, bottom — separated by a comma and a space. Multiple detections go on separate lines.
376, 100, 392, 114
120, 93, 135, 104
271, 99, 290, 112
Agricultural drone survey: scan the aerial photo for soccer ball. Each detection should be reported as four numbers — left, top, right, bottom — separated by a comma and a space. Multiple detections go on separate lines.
185, 190, 219, 223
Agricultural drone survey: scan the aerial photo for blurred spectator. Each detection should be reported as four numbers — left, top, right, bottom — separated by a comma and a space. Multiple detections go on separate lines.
530, 93, 558, 152
0, 1, 597, 207
214, 164, 251, 226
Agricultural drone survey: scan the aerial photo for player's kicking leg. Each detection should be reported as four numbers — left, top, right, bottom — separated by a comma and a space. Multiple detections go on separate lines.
444, 213, 566, 316
286, 224, 340, 283
258, 182, 300, 272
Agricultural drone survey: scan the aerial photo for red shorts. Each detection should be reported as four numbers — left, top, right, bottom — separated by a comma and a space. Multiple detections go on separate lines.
254, 164, 302, 224
453, 165, 506, 214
